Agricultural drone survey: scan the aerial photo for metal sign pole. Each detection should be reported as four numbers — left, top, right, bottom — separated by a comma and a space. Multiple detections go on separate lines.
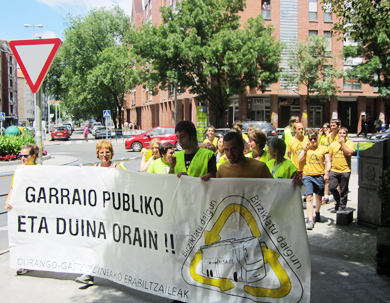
34, 88, 43, 164
105, 117, 108, 140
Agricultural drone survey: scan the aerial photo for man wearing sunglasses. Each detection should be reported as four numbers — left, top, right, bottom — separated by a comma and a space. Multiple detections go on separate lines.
298, 129, 331, 230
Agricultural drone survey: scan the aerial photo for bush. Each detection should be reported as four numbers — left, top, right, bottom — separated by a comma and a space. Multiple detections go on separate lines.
0, 134, 36, 157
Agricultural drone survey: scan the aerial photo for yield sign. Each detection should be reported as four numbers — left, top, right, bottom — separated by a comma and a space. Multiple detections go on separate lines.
9, 38, 61, 93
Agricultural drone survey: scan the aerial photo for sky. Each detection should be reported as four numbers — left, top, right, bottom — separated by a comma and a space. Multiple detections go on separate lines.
0, 0, 133, 41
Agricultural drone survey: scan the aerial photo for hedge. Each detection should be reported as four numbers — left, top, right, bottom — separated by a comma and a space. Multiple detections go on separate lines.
0, 134, 36, 157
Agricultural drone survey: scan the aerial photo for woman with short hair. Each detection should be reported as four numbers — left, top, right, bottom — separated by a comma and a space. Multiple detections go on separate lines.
246, 129, 269, 163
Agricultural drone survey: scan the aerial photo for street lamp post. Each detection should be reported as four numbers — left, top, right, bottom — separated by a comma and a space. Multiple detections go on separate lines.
24, 23, 43, 163
23, 24, 43, 39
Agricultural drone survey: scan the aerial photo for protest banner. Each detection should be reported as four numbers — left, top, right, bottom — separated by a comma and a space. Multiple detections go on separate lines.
8, 166, 310, 302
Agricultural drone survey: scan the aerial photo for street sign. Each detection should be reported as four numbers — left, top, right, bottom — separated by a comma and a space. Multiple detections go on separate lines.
9, 38, 62, 93
103, 110, 111, 118
0, 112, 5, 121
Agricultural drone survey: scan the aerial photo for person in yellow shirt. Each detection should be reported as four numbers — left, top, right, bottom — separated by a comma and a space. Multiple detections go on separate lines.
232, 121, 248, 142
298, 129, 331, 230
5, 144, 39, 276
203, 125, 218, 147
140, 138, 161, 172
287, 122, 308, 179
318, 123, 330, 146
283, 116, 300, 146
327, 119, 341, 145
328, 127, 355, 211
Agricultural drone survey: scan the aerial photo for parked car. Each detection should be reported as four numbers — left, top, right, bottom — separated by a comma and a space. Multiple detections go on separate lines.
62, 123, 73, 135
94, 126, 112, 139
91, 122, 103, 136
125, 126, 180, 152
62, 124, 72, 136
51, 126, 69, 141
369, 132, 390, 141
214, 128, 231, 139
241, 121, 277, 139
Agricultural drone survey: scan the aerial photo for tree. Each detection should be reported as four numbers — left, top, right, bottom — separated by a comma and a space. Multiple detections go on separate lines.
323, 0, 390, 100
130, 0, 282, 126
44, 6, 140, 128
283, 35, 342, 127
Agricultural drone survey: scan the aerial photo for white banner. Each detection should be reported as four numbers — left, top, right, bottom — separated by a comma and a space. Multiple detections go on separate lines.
8, 166, 310, 303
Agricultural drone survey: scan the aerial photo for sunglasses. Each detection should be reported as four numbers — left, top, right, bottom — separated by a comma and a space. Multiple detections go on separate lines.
18, 154, 31, 159
309, 138, 317, 141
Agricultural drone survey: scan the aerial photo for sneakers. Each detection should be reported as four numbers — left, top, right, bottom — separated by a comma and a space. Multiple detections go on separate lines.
307, 220, 314, 230
75, 274, 94, 285
16, 268, 29, 275
321, 197, 329, 204
315, 212, 321, 222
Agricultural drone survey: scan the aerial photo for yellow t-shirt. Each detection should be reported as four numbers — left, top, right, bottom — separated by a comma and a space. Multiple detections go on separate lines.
203, 137, 219, 147
303, 145, 328, 176
287, 136, 308, 172
327, 132, 339, 145
217, 158, 273, 178
329, 140, 354, 173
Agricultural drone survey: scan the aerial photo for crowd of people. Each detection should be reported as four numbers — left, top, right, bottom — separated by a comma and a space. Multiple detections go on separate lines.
5, 117, 355, 289
139, 118, 353, 231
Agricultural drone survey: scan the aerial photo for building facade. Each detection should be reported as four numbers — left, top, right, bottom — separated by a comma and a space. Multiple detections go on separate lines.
0, 40, 18, 127
127, 0, 383, 133
17, 68, 35, 125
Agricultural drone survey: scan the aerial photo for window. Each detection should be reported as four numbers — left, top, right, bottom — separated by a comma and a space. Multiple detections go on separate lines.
309, 30, 318, 37
262, 1, 271, 19
309, 0, 317, 21
344, 67, 361, 90
323, 3, 332, 22
324, 31, 332, 56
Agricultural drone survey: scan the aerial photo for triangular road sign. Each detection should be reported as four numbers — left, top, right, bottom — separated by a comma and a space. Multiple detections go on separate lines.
9, 38, 61, 93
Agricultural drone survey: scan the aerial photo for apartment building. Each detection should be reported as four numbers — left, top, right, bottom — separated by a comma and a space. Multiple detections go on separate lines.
127, 0, 382, 132
17, 68, 35, 125
0, 40, 18, 127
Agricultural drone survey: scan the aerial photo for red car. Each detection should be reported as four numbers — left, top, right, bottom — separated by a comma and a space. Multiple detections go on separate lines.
51, 126, 69, 141
125, 126, 180, 151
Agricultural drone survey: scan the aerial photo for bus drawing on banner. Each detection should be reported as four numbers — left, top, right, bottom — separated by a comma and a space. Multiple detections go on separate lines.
200, 237, 267, 283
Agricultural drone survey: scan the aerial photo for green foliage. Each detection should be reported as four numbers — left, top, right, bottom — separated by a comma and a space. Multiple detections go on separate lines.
130, 0, 282, 124
0, 134, 36, 157
377, 167, 390, 226
323, 0, 390, 100
43, 6, 141, 127
283, 34, 342, 125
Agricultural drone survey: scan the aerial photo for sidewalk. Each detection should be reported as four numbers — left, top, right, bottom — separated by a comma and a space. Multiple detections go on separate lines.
307, 174, 390, 302
1, 173, 389, 302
